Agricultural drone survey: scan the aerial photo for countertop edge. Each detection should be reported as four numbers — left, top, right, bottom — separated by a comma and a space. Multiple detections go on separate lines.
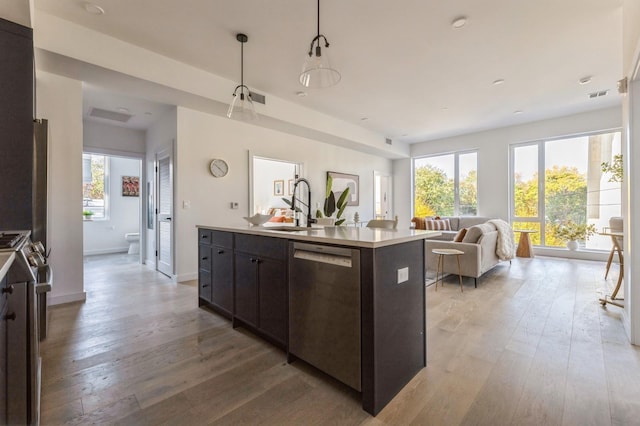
0, 252, 16, 282
196, 225, 441, 248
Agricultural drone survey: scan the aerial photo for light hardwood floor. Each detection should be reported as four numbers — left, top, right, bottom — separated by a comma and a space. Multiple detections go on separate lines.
40, 254, 640, 425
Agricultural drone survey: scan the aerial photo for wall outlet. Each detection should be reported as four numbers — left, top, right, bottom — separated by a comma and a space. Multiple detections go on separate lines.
397, 267, 409, 284
183, 200, 191, 209
230, 202, 239, 209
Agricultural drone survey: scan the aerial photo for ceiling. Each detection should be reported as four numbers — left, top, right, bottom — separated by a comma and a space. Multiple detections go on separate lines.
35, 0, 623, 142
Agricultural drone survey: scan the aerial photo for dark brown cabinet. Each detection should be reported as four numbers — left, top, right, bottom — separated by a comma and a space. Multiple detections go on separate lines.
233, 234, 287, 346
198, 229, 233, 318
0, 18, 34, 231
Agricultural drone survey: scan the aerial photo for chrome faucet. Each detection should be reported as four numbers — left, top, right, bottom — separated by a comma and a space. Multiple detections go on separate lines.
291, 178, 316, 228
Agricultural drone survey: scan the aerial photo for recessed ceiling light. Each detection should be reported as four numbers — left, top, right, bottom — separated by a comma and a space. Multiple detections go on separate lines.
514, 110, 524, 115
451, 17, 467, 29
296, 91, 307, 97
117, 107, 130, 113
493, 79, 505, 85
579, 76, 592, 85
84, 2, 105, 15
360, 117, 369, 121
441, 107, 449, 111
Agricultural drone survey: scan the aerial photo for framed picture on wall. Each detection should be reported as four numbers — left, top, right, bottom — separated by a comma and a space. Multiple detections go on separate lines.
327, 171, 359, 206
122, 176, 140, 197
288, 179, 295, 195
274, 180, 284, 196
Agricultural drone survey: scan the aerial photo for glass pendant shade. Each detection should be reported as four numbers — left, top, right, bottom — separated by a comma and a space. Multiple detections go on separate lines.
227, 88, 257, 120
300, 0, 340, 89
228, 33, 257, 121
299, 47, 341, 88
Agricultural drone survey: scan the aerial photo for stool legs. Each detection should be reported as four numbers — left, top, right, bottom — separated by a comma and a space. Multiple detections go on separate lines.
456, 254, 463, 292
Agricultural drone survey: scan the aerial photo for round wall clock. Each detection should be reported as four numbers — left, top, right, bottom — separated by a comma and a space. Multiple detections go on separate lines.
209, 159, 229, 178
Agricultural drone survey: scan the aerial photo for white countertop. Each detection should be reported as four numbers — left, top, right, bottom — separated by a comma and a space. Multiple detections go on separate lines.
0, 252, 15, 281
197, 224, 441, 248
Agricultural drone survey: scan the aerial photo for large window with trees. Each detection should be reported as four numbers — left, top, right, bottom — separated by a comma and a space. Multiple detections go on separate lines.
82, 153, 109, 220
414, 151, 478, 217
510, 131, 621, 250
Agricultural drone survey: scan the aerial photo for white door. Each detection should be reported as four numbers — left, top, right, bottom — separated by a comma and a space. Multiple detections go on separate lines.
374, 172, 392, 219
156, 148, 173, 277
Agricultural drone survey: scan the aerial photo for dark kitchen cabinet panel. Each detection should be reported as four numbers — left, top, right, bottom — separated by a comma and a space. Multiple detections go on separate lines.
234, 253, 258, 326
0, 18, 34, 230
198, 230, 233, 318
234, 234, 287, 346
257, 258, 287, 344
210, 245, 233, 315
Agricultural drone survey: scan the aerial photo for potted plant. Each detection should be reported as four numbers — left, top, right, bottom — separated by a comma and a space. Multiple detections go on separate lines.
83, 210, 94, 221
315, 174, 350, 226
550, 220, 597, 250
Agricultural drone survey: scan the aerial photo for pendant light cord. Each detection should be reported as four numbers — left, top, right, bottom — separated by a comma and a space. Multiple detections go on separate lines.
317, 0, 320, 41
240, 40, 244, 96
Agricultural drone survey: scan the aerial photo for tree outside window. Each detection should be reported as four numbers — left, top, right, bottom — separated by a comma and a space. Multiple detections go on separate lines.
82, 153, 109, 219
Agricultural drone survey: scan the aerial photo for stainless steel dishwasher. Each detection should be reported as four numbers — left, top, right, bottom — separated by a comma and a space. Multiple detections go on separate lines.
289, 242, 361, 390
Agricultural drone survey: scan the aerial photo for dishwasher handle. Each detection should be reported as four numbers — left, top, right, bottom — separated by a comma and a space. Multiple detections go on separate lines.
292, 242, 355, 268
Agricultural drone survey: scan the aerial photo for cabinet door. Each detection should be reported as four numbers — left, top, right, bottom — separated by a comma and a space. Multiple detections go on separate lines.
258, 258, 287, 344
211, 245, 233, 314
198, 270, 212, 303
234, 253, 258, 326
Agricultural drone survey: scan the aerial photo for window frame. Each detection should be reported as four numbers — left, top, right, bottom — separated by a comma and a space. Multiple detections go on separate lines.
82, 152, 110, 221
509, 129, 622, 249
412, 149, 479, 217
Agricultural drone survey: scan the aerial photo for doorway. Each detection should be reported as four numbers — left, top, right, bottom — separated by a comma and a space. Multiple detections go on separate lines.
374, 171, 392, 219
155, 147, 174, 277
82, 151, 143, 262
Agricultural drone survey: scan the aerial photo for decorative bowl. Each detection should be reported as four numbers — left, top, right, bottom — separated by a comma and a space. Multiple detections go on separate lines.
243, 213, 274, 226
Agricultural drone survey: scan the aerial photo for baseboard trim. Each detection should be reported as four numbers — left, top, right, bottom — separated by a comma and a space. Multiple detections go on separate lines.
177, 272, 197, 283
49, 291, 87, 306
83, 247, 129, 256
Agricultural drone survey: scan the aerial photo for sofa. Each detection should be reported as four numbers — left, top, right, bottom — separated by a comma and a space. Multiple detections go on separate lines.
412, 216, 504, 286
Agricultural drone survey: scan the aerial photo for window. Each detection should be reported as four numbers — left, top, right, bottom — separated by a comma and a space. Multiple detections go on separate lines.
82, 153, 109, 219
510, 131, 621, 249
413, 151, 478, 217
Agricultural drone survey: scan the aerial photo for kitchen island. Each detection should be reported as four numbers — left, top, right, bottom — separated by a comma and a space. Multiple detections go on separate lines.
196, 224, 440, 416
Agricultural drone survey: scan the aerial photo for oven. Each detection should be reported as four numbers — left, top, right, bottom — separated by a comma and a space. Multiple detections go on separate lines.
1, 230, 52, 425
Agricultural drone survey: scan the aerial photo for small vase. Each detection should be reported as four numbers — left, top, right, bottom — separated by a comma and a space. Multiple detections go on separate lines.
566, 240, 579, 251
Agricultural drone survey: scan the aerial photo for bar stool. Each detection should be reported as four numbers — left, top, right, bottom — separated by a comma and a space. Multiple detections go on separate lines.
432, 248, 465, 292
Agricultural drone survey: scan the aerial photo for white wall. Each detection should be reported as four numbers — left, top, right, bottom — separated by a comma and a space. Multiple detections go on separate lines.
83, 120, 146, 155
145, 107, 177, 265
83, 156, 141, 255
394, 107, 622, 225
174, 107, 393, 281
253, 158, 297, 213
0, 1, 31, 27
623, 0, 640, 75
36, 71, 85, 305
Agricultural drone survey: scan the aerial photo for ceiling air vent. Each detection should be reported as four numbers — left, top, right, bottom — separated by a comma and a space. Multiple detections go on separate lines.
385, 138, 393, 145
89, 107, 133, 123
588, 90, 609, 99
250, 91, 266, 105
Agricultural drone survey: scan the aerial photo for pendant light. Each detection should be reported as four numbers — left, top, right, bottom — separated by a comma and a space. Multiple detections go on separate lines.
227, 33, 258, 120
299, 0, 341, 88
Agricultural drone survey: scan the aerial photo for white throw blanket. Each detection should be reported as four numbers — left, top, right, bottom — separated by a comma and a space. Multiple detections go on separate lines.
488, 219, 516, 260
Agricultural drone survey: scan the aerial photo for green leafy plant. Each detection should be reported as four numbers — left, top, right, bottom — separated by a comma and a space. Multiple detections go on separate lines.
550, 220, 596, 242
601, 154, 623, 183
315, 174, 350, 225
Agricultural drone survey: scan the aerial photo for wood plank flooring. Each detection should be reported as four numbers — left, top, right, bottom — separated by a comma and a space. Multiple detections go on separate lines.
40, 253, 640, 425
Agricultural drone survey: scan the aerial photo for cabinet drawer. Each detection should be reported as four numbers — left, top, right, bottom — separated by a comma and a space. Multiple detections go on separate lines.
235, 234, 287, 260
211, 231, 233, 249
198, 229, 212, 245
198, 245, 211, 271
198, 270, 212, 302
